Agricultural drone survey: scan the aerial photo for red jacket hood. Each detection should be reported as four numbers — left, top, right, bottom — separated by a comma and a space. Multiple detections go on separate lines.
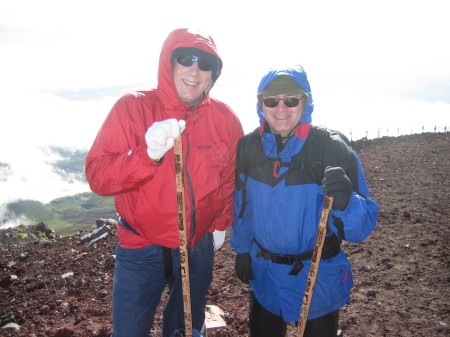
156, 28, 223, 113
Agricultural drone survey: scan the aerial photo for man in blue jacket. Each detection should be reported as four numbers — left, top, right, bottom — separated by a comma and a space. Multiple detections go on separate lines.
230, 64, 378, 337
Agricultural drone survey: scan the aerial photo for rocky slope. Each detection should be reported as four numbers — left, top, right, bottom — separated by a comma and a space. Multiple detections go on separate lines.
1, 132, 449, 337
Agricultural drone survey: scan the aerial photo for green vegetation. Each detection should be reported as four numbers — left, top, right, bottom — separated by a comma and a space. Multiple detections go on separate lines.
3, 192, 116, 237
7, 200, 55, 222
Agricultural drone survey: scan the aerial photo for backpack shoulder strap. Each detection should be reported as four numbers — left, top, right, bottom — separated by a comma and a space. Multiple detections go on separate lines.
304, 125, 332, 184
242, 128, 261, 174
236, 127, 261, 219
305, 125, 354, 184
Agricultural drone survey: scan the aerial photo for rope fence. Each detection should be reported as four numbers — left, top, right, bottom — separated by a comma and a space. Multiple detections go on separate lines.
348, 125, 448, 142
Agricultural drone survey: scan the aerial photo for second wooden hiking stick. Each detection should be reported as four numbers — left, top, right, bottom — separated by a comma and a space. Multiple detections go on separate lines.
174, 135, 193, 337
297, 196, 334, 337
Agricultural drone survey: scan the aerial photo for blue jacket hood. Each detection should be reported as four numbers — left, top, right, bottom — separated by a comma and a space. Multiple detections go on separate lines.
257, 64, 314, 126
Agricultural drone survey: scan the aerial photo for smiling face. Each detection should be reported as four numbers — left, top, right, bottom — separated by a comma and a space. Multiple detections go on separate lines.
262, 94, 306, 137
172, 60, 213, 106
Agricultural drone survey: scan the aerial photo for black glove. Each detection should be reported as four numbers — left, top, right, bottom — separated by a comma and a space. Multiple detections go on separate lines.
235, 252, 254, 284
322, 166, 352, 210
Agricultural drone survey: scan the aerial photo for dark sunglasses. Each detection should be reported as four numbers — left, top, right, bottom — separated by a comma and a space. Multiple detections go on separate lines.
263, 96, 305, 108
176, 54, 212, 71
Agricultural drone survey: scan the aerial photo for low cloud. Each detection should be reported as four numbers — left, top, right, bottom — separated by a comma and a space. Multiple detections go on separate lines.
0, 145, 90, 207
0, 204, 33, 229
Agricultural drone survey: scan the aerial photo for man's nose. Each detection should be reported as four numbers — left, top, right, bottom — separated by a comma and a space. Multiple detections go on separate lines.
188, 62, 200, 75
275, 99, 289, 110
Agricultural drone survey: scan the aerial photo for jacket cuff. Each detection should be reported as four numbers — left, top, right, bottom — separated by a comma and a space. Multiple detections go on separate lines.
137, 145, 162, 166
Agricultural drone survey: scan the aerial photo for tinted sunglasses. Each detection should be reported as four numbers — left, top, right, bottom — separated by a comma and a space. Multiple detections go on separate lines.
176, 54, 212, 71
263, 96, 304, 108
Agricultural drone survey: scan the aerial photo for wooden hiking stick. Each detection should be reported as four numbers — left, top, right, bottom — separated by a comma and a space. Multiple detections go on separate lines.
174, 135, 193, 337
297, 196, 334, 337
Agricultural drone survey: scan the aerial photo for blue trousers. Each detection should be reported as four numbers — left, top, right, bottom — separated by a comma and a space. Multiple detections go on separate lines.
111, 233, 214, 337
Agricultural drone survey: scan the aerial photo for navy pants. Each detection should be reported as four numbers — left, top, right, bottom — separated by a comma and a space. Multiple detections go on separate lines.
111, 233, 214, 337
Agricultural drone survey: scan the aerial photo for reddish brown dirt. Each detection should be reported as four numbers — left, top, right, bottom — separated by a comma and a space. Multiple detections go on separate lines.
1, 132, 449, 337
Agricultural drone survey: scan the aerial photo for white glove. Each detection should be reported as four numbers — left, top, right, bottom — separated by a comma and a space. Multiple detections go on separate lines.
212, 230, 226, 250
145, 119, 186, 160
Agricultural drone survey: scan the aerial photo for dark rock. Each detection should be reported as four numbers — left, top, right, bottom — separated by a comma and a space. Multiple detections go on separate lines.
79, 225, 111, 244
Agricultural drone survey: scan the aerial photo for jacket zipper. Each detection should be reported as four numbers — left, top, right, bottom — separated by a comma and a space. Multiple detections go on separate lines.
186, 106, 197, 246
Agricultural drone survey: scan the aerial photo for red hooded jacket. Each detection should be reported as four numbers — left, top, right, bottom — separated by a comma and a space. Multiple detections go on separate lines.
85, 28, 243, 249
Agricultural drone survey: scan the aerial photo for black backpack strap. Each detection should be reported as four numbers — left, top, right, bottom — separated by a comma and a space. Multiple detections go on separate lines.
255, 234, 341, 275
236, 128, 261, 219
237, 174, 249, 219
162, 246, 175, 283
306, 126, 332, 184
308, 125, 355, 186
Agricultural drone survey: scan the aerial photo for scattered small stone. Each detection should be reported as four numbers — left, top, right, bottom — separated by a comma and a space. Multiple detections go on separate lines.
0, 275, 18, 289
367, 289, 377, 298
18, 253, 28, 261
0, 322, 21, 331
53, 327, 75, 337
61, 272, 74, 280
0, 313, 15, 326
39, 305, 51, 314
98, 290, 109, 298
60, 302, 71, 316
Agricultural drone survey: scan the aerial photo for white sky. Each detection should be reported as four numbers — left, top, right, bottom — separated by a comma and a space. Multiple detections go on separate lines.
0, 0, 449, 207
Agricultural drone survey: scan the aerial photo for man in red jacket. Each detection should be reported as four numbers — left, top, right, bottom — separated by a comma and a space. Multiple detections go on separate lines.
85, 28, 243, 337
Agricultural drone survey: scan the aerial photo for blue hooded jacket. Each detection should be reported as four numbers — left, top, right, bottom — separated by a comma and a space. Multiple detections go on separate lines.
230, 64, 378, 321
